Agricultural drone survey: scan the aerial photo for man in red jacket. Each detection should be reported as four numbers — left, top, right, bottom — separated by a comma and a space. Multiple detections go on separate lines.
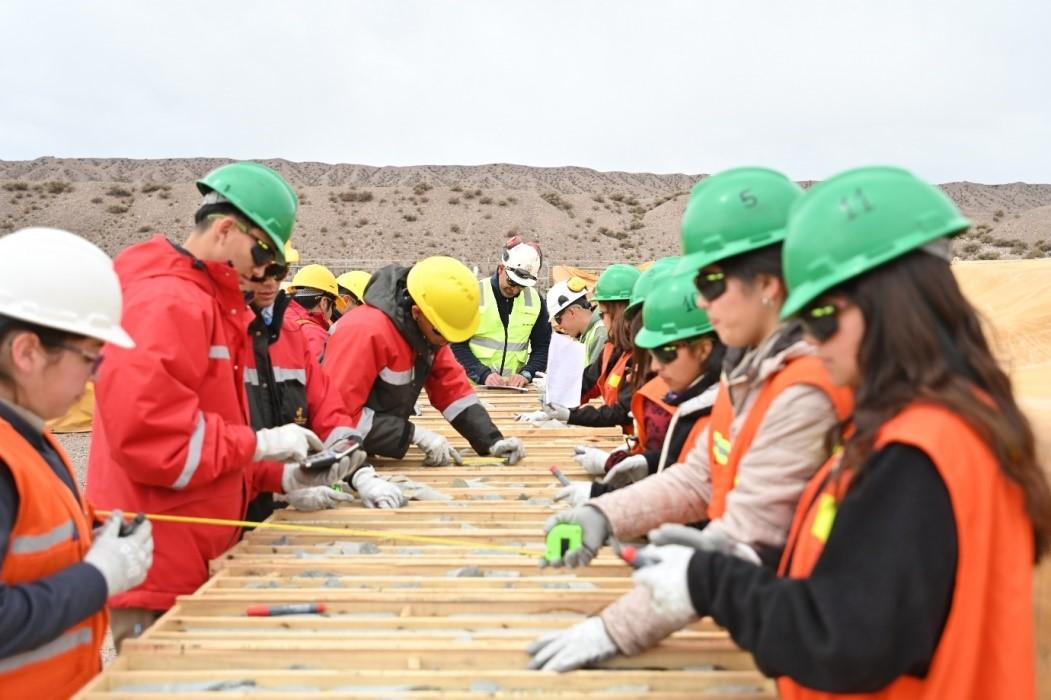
325, 256, 526, 466
87, 162, 362, 647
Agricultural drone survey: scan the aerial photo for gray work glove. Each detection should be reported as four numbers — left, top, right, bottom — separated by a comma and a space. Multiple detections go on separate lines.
553, 481, 593, 507
281, 449, 366, 492
600, 454, 649, 488
526, 617, 618, 672
514, 409, 549, 423
254, 424, 323, 462
489, 437, 526, 465
411, 425, 463, 466
572, 446, 611, 476
542, 505, 610, 568
84, 511, 153, 596
352, 466, 408, 509
542, 403, 571, 422
279, 485, 356, 511
648, 523, 762, 565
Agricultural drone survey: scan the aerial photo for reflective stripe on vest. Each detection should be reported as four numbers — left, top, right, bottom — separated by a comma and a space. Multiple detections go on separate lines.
706, 355, 853, 519
0, 419, 106, 695
468, 280, 540, 376
776, 403, 1035, 699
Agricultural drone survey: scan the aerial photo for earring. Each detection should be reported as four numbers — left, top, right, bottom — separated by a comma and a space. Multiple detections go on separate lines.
761, 297, 772, 308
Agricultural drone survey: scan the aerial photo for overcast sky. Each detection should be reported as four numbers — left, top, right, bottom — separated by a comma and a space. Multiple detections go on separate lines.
1, 1, 1048, 183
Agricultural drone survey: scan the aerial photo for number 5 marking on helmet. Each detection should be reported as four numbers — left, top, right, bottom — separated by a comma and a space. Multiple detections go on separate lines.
840, 188, 875, 221
739, 188, 758, 208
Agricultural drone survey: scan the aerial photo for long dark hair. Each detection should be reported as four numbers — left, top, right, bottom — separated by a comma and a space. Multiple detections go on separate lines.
601, 300, 632, 353
629, 313, 650, 391
838, 251, 1051, 560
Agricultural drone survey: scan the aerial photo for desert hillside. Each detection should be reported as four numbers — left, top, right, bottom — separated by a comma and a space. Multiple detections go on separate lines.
2, 157, 1049, 275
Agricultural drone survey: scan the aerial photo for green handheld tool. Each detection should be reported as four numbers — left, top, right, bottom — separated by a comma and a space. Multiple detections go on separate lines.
545, 522, 583, 562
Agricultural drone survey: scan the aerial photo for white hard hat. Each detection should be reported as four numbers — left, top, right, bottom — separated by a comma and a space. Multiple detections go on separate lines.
547, 277, 590, 317
0, 228, 134, 348
502, 242, 542, 287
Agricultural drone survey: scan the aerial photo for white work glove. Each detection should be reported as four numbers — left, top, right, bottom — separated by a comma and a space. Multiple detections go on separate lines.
648, 523, 762, 566
515, 410, 549, 423
600, 454, 649, 488
631, 544, 700, 625
280, 485, 356, 511
554, 481, 592, 507
572, 446, 611, 476
281, 449, 367, 492
489, 437, 527, 465
412, 425, 463, 466
352, 466, 408, 509
541, 505, 610, 568
526, 617, 618, 672
322, 426, 360, 451
533, 372, 547, 394
254, 424, 323, 462
542, 403, 571, 422
83, 511, 153, 596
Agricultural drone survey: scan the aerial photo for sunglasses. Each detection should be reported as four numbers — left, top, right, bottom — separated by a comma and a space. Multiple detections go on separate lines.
208, 214, 276, 266
650, 342, 685, 365
694, 269, 727, 302
506, 267, 537, 286
799, 301, 842, 342
57, 343, 104, 374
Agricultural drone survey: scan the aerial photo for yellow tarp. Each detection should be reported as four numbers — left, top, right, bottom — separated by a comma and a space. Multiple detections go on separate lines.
550, 262, 652, 287
48, 381, 94, 433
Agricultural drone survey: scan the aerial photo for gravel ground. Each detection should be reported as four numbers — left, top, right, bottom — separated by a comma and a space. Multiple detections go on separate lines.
53, 430, 118, 666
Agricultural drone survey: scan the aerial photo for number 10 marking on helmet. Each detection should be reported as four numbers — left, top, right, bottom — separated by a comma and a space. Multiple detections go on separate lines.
840, 188, 874, 221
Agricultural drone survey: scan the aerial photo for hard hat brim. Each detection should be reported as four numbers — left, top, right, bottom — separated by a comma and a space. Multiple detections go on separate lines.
505, 267, 538, 288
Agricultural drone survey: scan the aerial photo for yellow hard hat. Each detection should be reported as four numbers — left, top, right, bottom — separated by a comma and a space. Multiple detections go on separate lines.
290, 264, 347, 312
336, 270, 372, 302
406, 256, 481, 343
283, 241, 300, 265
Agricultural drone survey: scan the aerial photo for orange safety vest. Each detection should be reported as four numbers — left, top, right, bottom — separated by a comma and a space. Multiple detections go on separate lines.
630, 377, 675, 454
707, 356, 853, 519
0, 419, 107, 698
777, 403, 1035, 700
597, 343, 632, 407
675, 412, 712, 465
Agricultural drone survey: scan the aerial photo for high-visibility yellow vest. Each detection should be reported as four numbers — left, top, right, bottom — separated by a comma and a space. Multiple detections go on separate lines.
468, 279, 540, 376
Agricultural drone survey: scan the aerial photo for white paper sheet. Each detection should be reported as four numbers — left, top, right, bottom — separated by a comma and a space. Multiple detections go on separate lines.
544, 332, 585, 408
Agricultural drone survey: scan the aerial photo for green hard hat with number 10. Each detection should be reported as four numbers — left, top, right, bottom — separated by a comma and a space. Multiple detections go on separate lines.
593, 263, 641, 302
676, 167, 803, 277
196, 161, 299, 262
635, 272, 714, 349
781, 166, 971, 319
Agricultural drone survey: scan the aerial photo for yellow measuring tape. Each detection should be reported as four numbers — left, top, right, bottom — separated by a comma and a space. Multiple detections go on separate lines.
95, 510, 537, 557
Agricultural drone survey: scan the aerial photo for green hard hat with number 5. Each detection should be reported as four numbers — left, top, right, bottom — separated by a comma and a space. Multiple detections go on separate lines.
625, 256, 680, 320
197, 161, 299, 263
635, 272, 714, 349
593, 263, 641, 302
780, 166, 971, 319
676, 167, 803, 276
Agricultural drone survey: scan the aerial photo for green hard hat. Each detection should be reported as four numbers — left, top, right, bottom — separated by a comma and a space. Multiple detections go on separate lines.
781, 166, 971, 319
197, 161, 298, 262
675, 167, 803, 277
625, 256, 680, 320
634, 273, 714, 349
593, 263, 641, 302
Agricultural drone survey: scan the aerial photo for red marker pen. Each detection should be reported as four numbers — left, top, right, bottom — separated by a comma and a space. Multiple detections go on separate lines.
246, 602, 326, 617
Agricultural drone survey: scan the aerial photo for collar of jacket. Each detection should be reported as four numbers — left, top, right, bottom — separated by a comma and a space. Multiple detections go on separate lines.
675, 382, 720, 417
663, 370, 719, 407
362, 264, 435, 358
722, 321, 814, 389
250, 291, 290, 345
0, 397, 46, 443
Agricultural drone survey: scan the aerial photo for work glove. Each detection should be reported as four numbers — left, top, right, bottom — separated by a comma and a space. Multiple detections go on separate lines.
572, 446, 611, 476
84, 510, 153, 596
600, 454, 649, 488
553, 481, 592, 507
648, 523, 762, 565
532, 372, 547, 394
352, 466, 408, 509
280, 485, 356, 511
542, 505, 610, 568
322, 426, 361, 451
526, 617, 618, 672
489, 437, 527, 465
542, 403, 571, 422
631, 544, 701, 625
254, 424, 323, 462
515, 410, 549, 423
411, 425, 463, 466
282, 449, 366, 492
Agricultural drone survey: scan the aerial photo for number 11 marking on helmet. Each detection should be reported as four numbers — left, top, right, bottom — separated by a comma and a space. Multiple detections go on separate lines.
840, 188, 875, 221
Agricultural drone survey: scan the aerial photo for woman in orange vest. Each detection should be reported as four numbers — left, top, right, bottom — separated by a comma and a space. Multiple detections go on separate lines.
554, 273, 725, 505
531, 167, 851, 672
518, 264, 642, 437
633, 166, 1051, 699
0, 228, 154, 698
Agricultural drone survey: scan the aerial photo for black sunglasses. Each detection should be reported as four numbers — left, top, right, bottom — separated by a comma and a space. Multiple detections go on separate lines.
800, 301, 841, 342
650, 342, 684, 365
694, 270, 727, 302
208, 214, 276, 266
